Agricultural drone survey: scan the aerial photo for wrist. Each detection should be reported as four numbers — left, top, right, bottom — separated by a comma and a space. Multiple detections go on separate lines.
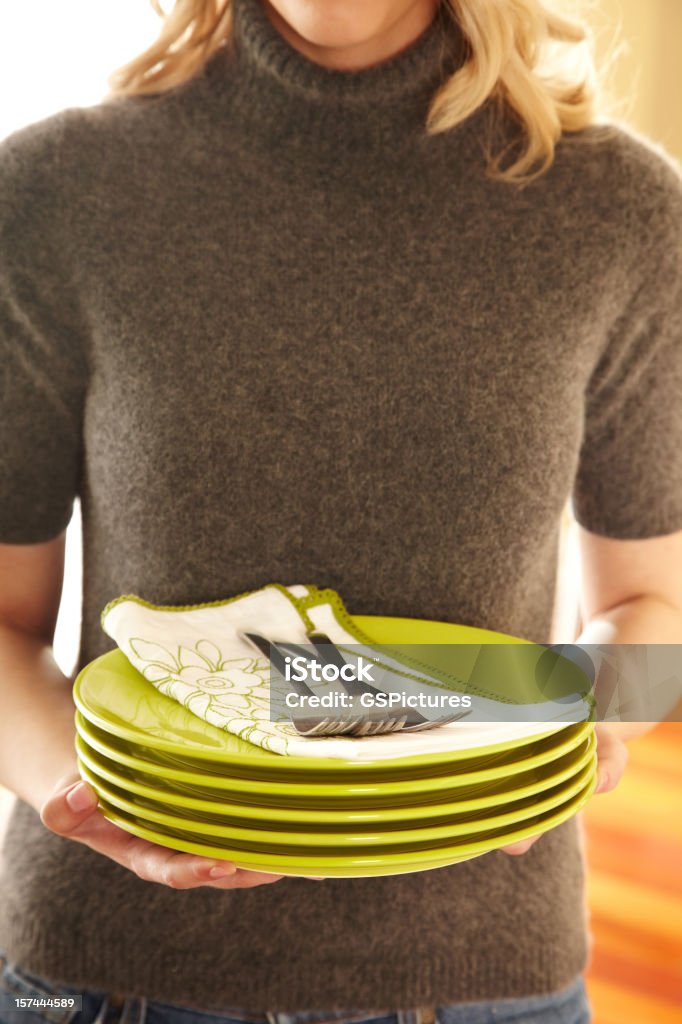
596, 720, 655, 744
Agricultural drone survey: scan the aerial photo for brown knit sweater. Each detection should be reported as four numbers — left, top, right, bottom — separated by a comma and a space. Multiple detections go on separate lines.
1, 0, 681, 1011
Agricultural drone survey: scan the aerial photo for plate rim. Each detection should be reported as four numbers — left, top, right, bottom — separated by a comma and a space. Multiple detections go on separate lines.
79, 755, 597, 847
96, 773, 597, 874
75, 711, 593, 796
75, 729, 596, 825
74, 650, 578, 772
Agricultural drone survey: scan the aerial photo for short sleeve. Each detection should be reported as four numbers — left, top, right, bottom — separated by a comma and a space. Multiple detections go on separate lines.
571, 145, 682, 540
0, 116, 88, 543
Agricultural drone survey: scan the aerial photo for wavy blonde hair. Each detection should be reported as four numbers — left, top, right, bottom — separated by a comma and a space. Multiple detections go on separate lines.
108, 0, 604, 183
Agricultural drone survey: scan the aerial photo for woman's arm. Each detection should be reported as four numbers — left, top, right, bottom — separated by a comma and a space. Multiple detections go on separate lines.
0, 535, 285, 889
0, 536, 80, 806
502, 525, 682, 855
576, 524, 682, 744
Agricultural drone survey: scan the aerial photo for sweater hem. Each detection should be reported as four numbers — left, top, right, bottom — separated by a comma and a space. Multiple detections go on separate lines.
0, 938, 588, 1014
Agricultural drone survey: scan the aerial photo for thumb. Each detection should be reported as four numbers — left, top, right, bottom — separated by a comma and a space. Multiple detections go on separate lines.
594, 725, 629, 795
41, 779, 100, 837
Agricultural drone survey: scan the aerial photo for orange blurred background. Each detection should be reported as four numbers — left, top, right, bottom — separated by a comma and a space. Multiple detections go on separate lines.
567, 6, 682, 1020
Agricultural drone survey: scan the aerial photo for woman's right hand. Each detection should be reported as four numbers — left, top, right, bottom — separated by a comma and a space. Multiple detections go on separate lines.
41, 774, 286, 890
2, 539, 322, 888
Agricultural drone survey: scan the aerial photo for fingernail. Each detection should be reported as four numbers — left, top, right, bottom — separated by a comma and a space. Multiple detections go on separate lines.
66, 782, 97, 813
596, 772, 609, 794
209, 864, 235, 878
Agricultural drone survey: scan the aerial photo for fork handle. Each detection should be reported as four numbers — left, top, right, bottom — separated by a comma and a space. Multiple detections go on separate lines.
306, 633, 385, 699
274, 639, 389, 714
240, 632, 315, 699
307, 634, 433, 729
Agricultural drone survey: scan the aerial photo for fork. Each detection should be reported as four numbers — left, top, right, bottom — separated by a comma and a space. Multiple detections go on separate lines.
281, 633, 471, 732
239, 631, 355, 736
239, 631, 408, 737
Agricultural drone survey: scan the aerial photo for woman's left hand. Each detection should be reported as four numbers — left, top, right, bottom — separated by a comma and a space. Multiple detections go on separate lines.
499, 723, 629, 856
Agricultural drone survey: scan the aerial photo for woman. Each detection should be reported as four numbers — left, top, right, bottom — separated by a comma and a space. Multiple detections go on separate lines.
1, 0, 681, 1021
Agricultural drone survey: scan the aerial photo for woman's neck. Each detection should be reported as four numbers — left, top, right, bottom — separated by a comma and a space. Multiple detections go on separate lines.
260, 0, 440, 71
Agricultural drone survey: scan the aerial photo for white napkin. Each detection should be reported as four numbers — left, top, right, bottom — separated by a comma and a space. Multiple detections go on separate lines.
100, 584, 589, 761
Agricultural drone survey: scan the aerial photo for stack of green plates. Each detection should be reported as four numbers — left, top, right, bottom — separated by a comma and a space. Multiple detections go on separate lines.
74, 615, 598, 878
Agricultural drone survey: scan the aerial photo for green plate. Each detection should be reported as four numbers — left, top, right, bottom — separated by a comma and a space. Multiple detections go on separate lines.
95, 775, 597, 877
76, 713, 593, 804
76, 730, 596, 827
73, 646, 577, 778
76, 712, 592, 803
78, 756, 596, 848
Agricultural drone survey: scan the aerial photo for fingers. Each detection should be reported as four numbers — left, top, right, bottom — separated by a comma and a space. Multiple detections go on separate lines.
594, 724, 629, 794
496, 723, 629, 856
40, 781, 285, 889
40, 779, 100, 837
123, 841, 289, 889
218, 869, 284, 888
124, 843, 231, 887
41, 780, 140, 863
501, 727, 628, 855
499, 835, 541, 856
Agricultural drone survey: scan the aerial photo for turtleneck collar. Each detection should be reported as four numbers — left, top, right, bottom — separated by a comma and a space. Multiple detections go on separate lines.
232, 0, 462, 103
204, 0, 472, 149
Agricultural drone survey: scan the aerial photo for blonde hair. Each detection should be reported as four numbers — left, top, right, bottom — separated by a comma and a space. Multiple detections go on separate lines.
109, 0, 604, 184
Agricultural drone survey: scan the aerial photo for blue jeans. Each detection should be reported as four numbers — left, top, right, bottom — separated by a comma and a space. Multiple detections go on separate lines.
0, 955, 591, 1024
